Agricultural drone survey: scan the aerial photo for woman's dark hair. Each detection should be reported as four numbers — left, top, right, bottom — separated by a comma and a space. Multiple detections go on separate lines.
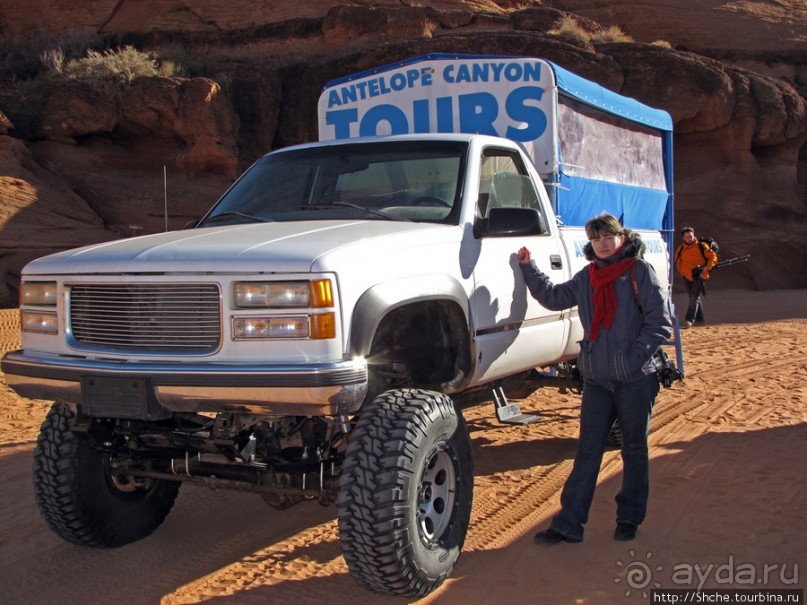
582, 213, 645, 261
584, 213, 624, 241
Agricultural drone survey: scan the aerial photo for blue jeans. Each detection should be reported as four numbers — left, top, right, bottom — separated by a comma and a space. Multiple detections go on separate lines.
550, 373, 660, 540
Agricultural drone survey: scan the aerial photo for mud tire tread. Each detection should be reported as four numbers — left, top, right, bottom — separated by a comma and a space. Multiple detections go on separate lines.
32, 402, 180, 548
337, 388, 473, 597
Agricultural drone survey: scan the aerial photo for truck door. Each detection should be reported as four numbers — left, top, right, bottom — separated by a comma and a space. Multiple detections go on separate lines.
467, 146, 570, 384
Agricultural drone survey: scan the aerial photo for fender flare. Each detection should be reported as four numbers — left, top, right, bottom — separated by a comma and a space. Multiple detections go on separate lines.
349, 274, 470, 358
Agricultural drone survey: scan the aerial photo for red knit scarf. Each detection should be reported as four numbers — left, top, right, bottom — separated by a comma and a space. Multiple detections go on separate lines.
588, 258, 636, 340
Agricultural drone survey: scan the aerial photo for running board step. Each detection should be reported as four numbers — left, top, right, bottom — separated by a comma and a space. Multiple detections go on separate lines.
492, 387, 540, 425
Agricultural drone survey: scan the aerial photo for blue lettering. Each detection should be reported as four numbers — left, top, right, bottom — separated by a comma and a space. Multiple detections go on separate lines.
436, 96, 454, 132
459, 92, 498, 135
355, 81, 369, 99
378, 77, 391, 95
505, 86, 547, 141
472, 63, 489, 82
325, 76, 549, 141
505, 63, 523, 82
413, 99, 430, 133
444, 62, 544, 84
359, 105, 408, 136
645, 239, 663, 254
390, 73, 406, 91
326, 108, 358, 139
421, 68, 433, 86
524, 62, 541, 82
341, 86, 357, 105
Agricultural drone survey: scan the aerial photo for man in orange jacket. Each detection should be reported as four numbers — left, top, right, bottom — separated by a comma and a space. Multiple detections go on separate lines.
674, 226, 718, 328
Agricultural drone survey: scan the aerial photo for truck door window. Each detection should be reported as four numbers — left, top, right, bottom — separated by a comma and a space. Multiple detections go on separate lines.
478, 150, 542, 217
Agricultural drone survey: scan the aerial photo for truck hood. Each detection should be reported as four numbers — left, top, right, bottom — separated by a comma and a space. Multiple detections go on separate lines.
23, 220, 455, 275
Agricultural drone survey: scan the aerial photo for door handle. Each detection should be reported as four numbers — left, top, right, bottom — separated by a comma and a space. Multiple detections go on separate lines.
550, 254, 563, 270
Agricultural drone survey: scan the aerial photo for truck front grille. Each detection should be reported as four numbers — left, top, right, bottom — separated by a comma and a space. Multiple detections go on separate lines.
69, 284, 221, 354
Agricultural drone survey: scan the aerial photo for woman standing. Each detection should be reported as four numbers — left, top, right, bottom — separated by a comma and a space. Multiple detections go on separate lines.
517, 213, 672, 543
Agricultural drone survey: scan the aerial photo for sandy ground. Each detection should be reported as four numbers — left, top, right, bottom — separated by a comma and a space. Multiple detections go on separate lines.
0, 289, 804, 604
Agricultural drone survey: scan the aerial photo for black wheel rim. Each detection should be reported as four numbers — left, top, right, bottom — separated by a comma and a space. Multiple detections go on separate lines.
417, 445, 457, 545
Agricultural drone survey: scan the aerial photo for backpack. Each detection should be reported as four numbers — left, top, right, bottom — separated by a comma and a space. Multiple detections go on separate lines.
698, 236, 719, 259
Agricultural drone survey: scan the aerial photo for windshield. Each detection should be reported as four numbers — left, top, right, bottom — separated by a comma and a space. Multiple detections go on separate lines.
199, 140, 468, 226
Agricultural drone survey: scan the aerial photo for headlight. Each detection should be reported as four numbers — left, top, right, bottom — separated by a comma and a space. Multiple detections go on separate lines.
233, 316, 310, 339
21, 310, 58, 334
232, 312, 336, 340
21, 281, 58, 306
234, 280, 333, 308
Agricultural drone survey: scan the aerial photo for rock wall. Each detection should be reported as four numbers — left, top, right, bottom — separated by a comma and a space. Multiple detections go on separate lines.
0, 2, 805, 304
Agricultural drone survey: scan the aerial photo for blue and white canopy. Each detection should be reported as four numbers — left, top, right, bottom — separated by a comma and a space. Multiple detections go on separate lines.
318, 53, 674, 243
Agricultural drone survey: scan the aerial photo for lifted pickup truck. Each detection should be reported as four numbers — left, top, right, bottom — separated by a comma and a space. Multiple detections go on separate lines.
2, 55, 677, 598
2, 133, 671, 594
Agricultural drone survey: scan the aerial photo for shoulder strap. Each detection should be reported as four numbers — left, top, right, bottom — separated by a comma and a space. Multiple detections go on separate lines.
630, 263, 642, 311
699, 241, 710, 263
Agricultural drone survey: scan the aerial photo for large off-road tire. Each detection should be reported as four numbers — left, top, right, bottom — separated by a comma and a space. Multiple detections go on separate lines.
32, 402, 181, 548
337, 388, 473, 597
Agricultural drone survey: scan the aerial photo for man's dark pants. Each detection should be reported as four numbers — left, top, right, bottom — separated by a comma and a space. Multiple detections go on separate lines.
684, 278, 705, 324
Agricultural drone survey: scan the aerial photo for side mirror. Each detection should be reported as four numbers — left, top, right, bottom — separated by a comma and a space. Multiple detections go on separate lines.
477, 207, 547, 238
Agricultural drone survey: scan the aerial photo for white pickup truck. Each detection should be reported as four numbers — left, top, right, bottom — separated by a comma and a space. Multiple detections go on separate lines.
2, 56, 677, 598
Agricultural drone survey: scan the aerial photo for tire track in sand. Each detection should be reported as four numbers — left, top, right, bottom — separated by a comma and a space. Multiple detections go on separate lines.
158, 323, 807, 602
3, 311, 805, 603
460, 322, 806, 551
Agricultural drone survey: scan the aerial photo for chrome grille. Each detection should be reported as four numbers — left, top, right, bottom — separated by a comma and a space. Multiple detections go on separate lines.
69, 284, 221, 354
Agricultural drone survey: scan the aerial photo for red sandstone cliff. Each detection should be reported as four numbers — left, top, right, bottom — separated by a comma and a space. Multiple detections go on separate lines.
0, 1, 805, 303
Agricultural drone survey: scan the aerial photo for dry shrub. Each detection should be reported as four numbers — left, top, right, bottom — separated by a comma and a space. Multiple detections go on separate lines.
0, 30, 103, 82
64, 46, 183, 84
549, 15, 591, 44
40, 47, 66, 74
0, 33, 186, 89
591, 25, 634, 43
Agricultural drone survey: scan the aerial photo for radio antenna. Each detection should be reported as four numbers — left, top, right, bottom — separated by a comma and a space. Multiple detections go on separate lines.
164, 165, 168, 232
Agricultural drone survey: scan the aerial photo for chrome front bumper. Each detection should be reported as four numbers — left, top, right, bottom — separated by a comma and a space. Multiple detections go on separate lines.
1, 350, 369, 416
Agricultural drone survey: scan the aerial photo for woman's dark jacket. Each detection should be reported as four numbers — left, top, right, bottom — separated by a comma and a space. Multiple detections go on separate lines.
520, 230, 673, 390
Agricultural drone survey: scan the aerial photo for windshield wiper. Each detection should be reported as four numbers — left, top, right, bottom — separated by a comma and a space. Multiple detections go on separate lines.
202, 211, 272, 225
331, 201, 411, 222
